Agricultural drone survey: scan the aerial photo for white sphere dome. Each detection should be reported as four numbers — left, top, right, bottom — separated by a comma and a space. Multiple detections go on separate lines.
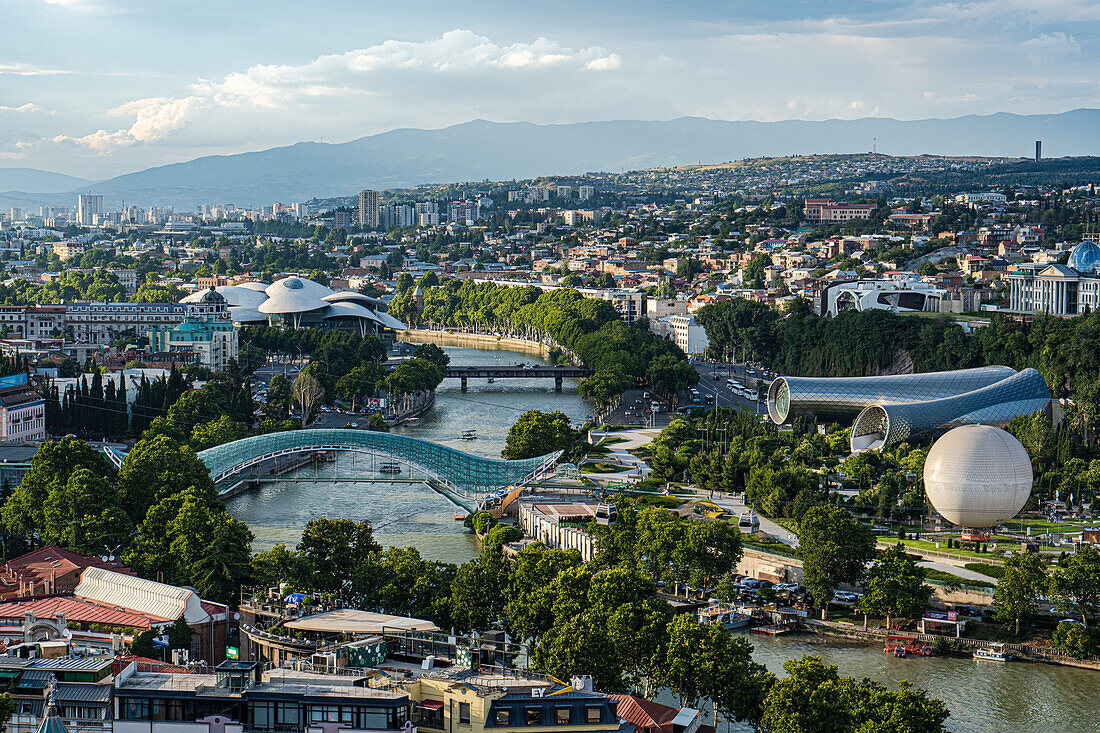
924, 425, 1033, 529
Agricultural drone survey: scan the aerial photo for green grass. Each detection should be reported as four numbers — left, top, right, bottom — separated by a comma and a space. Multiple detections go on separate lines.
923, 568, 995, 590
581, 461, 623, 474
597, 435, 626, 446
892, 537, 1004, 562
742, 537, 800, 559
964, 563, 1006, 580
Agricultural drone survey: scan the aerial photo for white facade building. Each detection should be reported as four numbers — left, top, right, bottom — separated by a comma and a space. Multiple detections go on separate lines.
668, 314, 710, 356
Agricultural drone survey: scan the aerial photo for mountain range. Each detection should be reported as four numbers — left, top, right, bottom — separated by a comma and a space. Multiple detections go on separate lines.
2, 109, 1099, 209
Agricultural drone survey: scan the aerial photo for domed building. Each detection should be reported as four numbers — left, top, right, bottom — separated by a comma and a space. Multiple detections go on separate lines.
1068, 240, 1100, 274
923, 425, 1033, 539
181, 277, 405, 339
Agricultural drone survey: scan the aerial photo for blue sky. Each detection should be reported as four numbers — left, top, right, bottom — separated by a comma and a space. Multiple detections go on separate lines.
1, 0, 1098, 179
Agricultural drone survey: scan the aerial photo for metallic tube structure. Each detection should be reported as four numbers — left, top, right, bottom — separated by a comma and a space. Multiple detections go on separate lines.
850, 368, 1050, 451
767, 366, 1017, 425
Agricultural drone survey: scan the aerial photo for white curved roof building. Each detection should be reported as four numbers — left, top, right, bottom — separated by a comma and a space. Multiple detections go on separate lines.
181, 277, 406, 335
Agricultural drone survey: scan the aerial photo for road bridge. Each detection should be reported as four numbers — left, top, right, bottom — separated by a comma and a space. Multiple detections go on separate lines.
444, 365, 591, 391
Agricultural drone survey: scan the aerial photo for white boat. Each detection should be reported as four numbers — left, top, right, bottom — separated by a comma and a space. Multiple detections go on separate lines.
697, 604, 751, 630
973, 642, 1011, 661
461, 429, 477, 440
378, 461, 402, 475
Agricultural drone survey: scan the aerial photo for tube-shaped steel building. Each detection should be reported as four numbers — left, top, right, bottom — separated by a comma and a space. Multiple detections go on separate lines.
849, 368, 1051, 451
765, 365, 1051, 452
766, 366, 1017, 424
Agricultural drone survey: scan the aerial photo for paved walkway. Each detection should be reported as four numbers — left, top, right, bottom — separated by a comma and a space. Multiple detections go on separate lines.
586, 428, 658, 481
703, 492, 800, 547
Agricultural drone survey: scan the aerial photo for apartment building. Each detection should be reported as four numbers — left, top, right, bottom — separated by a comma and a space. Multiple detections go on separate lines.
358, 190, 380, 229
0, 374, 45, 442
803, 198, 875, 223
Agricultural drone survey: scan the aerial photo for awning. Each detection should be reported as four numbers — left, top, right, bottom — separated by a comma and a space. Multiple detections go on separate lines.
418, 701, 444, 710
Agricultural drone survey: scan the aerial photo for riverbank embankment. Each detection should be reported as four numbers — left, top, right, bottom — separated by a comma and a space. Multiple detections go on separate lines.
399, 329, 553, 359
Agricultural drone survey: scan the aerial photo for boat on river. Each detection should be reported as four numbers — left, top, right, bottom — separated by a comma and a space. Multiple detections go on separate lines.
885, 634, 933, 657
697, 603, 751, 630
378, 461, 402, 475
973, 642, 1011, 661
461, 429, 477, 440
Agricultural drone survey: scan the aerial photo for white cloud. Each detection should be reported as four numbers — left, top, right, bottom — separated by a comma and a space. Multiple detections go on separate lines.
54, 96, 204, 153
0, 103, 45, 113
0, 62, 71, 76
1023, 32, 1082, 66
585, 54, 622, 71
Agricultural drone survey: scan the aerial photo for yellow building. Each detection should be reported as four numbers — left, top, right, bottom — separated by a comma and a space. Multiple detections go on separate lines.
406, 673, 627, 733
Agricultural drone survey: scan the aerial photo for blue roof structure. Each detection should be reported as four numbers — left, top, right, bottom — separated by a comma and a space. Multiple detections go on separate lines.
1068, 241, 1100, 273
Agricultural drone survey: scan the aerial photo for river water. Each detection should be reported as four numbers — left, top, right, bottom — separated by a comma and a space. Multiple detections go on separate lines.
226, 345, 589, 562
225, 344, 1100, 732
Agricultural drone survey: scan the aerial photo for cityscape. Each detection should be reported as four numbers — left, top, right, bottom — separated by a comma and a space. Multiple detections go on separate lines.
1, 2, 1100, 733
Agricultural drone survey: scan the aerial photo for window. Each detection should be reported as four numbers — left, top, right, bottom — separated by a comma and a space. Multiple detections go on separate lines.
494, 709, 512, 726
585, 707, 602, 724
459, 703, 471, 725
555, 707, 571, 725
525, 708, 542, 726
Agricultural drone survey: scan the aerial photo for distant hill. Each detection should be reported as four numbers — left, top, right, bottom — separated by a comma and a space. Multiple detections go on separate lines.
0, 168, 92, 194
31, 109, 1100, 207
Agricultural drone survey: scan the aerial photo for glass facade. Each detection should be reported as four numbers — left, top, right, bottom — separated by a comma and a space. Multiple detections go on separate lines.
850, 368, 1050, 451
197, 428, 560, 498
767, 366, 1017, 425
766, 366, 1051, 452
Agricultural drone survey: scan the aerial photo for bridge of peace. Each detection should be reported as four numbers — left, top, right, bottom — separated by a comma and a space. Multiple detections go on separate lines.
107, 428, 562, 512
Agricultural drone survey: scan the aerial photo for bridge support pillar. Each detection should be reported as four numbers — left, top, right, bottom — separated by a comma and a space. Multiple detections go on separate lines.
555, 375, 563, 392
461, 376, 468, 392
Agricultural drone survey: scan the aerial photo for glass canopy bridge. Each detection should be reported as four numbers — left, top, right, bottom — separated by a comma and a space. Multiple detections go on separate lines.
191, 428, 562, 510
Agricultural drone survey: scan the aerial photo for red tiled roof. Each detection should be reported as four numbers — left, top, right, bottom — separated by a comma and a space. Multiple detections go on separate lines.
607, 695, 680, 732
0, 596, 152, 630
2, 546, 133, 585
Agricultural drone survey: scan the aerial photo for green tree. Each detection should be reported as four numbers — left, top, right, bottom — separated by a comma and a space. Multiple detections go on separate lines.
646, 352, 699, 399
297, 517, 381, 591
857, 544, 932, 628
1049, 545, 1100, 627
451, 548, 508, 632
760, 655, 948, 733
799, 506, 876, 618
1051, 620, 1096, 658
993, 551, 1047, 635
41, 468, 131, 555
250, 543, 307, 588
413, 342, 451, 368
2, 436, 113, 550
117, 435, 216, 523
502, 409, 577, 460
167, 616, 193, 651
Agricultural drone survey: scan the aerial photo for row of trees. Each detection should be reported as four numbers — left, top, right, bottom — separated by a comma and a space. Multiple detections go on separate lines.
388, 278, 697, 403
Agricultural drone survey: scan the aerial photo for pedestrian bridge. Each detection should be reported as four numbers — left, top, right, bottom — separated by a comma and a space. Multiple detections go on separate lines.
194, 428, 561, 500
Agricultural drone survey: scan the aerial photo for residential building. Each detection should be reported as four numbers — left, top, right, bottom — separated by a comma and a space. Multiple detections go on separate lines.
0, 374, 44, 442
65, 303, 188, 345
358, 190, 380, 229
803, 198, 875, 223
76, 195, 103, 226
667, 314, 710, 355
575, 288, 646, 325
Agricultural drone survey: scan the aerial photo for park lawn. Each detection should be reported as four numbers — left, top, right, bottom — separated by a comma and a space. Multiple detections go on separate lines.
596, 435, 627, 446
741, 536, 800, 559
922, 567, 995, 590
892, 537, 1005, 562
581, 461, 623, 474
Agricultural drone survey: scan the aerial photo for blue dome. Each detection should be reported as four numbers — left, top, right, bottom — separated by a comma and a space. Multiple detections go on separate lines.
1068, 241, 1100, 273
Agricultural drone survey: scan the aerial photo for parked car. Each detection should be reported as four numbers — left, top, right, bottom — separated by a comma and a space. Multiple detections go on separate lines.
773, 583, 801, 593
832, 591, 860, 604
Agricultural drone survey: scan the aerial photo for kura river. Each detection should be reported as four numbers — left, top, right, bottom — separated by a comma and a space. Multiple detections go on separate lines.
225, 344, 1100, 732
225, 345, 589, 562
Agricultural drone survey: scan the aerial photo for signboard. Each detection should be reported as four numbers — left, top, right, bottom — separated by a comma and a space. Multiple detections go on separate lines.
226, 646, 239, 660
923, 611, 958, 622
0, 374, 27, 389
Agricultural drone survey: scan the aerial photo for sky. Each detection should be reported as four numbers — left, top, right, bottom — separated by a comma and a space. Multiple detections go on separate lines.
1, 0, 1098, 180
